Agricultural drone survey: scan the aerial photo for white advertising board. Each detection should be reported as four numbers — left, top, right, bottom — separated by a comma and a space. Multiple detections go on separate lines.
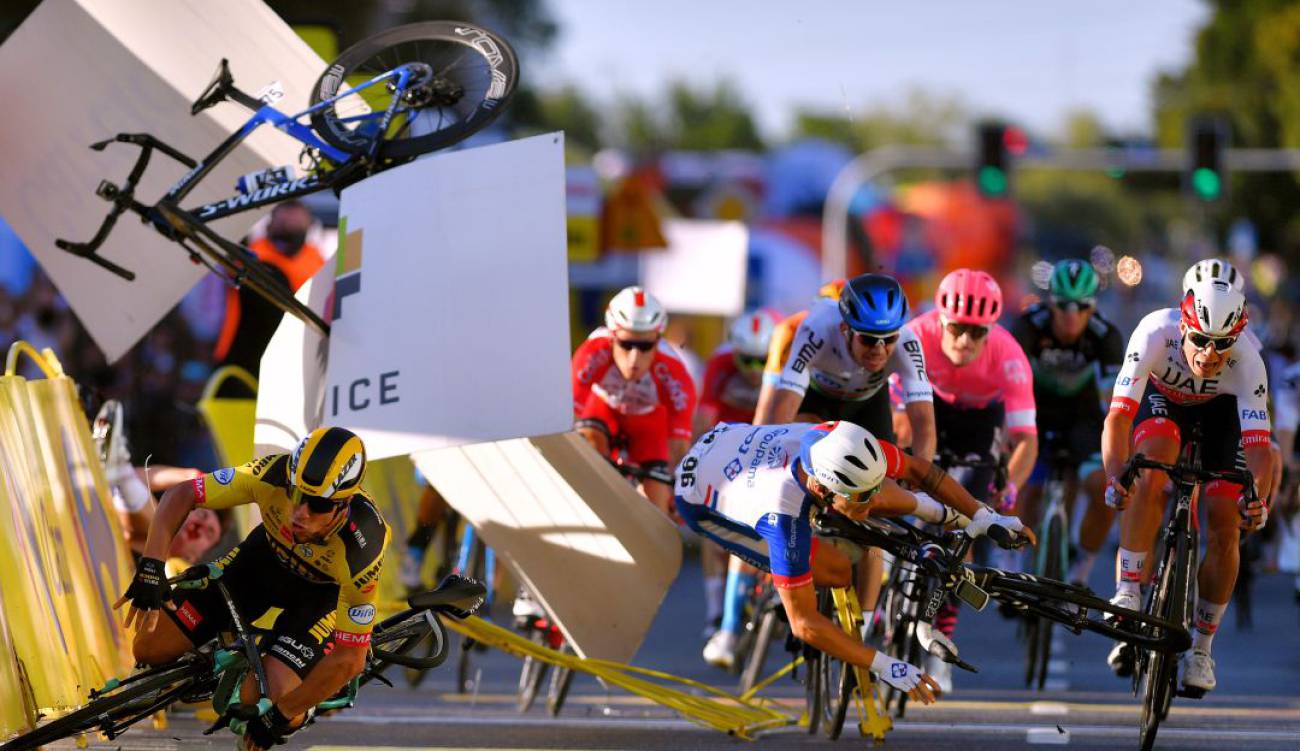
0, 0, 326, 362
641, 219, 748, 317
327, 133, 572, 461
413, 432, 682, 663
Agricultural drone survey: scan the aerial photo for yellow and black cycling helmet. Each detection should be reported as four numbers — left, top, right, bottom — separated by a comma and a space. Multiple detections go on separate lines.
288, 426, 367, 503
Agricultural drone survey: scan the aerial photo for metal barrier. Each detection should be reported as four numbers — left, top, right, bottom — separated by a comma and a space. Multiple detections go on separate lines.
0, 342, 136, 740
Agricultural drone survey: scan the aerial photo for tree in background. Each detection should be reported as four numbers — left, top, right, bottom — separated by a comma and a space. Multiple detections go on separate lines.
1152, 0, 1300, 261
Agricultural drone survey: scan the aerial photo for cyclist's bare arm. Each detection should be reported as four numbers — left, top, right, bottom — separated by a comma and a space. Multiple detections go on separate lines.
775, 580, 937, 704
141, 464, 203, 493
903, 400, 936, 462
1101, 410, 1134, 481
1006, 431, 1039, 490
1244, 443, 1274, 505
274, 643, 369, 719
754, 385, 800, 425
894, 455, 983, 519
112, 480, 198, 631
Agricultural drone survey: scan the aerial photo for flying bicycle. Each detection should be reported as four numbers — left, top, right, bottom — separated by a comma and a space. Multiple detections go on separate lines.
57, 21, 518, 334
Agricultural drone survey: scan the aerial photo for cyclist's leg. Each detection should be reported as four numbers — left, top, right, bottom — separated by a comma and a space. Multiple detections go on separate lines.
1116, 388, 1183, 600
133, 608, 200, 665
239, 583, 339, 728
701, 541, 729, 634
622, 407, 675, 517
1190, 400, 1246, 663
1071, 455, 1113, 585
719, 555, 759, 638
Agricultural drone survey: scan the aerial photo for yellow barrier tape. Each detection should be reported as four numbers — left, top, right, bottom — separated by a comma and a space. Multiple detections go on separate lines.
438, 614, 794, 738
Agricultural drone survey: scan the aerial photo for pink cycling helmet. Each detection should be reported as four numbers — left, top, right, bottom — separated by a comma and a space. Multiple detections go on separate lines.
935, 269, 1003, 325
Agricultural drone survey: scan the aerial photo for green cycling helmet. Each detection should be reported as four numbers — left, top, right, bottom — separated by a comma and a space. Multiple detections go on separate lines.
1048, 259, 1099, 302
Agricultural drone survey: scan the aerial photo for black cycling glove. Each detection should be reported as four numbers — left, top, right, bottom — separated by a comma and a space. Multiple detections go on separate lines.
245, 705, 293, 748
123, 557, 170, 611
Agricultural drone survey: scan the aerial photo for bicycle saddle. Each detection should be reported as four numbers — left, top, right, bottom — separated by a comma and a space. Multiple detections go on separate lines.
408, 574, 487, 613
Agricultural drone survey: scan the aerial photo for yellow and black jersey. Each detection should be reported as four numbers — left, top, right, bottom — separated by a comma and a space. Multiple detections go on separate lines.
192, 454, 391, 644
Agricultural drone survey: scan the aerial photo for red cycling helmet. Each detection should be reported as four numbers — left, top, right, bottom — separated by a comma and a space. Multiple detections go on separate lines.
935, 269, 1002, 325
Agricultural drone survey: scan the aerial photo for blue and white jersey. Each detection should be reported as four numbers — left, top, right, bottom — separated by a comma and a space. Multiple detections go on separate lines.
675, 422, 817, 587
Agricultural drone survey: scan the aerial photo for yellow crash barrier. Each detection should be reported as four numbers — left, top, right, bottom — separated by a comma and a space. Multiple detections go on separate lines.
0, 342, 135, 740
439, 613, 794, 739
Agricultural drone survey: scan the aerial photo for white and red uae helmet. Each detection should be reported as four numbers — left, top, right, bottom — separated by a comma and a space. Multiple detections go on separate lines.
727, 308, 782, 358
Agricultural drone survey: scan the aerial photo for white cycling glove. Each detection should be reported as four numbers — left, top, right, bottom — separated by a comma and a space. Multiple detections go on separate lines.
963, 506, 1026, 541
870, 650, 926, 693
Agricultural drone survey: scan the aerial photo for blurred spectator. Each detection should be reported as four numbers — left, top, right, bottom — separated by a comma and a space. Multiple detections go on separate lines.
213, 200, 325, 396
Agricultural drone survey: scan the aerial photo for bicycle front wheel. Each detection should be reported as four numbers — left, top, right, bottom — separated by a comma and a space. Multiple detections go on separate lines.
311, 22, 519, 160
1, 662, 203, 751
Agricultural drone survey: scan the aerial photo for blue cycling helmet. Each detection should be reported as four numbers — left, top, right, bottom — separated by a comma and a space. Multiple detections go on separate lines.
838, 273, 909, 333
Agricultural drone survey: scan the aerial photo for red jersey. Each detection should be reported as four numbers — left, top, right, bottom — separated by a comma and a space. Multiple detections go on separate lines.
699, 345, 762, 424
571, 328, 697, 442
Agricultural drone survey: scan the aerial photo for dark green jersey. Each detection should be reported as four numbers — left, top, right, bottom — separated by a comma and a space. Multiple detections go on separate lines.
1010, 304, 1124, 402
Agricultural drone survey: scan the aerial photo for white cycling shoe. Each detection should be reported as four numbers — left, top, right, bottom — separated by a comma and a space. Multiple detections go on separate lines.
1180, 649, 1216, 694
702, 630, 738, 669
924, 653, 953, 695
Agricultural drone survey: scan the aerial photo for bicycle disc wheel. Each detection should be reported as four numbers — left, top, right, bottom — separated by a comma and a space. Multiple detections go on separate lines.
738, 607, 780, 695
517, 631, 550, 713
311, 22, 519, 160
546, 649, 575, 717
2, 663, 202, 751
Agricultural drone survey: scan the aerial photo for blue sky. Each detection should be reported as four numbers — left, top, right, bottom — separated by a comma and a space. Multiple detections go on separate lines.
534, 1, 1208, 141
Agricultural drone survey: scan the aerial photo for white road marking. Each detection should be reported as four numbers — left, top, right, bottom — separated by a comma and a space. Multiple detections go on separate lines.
1030, 701, 1070, 715
1026, 725, 1071, 744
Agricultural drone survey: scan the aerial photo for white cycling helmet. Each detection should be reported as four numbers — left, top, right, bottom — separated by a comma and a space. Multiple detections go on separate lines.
1182, 258, 1244, 295
1181, 277, 1248, 338
727, 308, 781, 358
801, 421, 888, 499
605, 286, 667, 334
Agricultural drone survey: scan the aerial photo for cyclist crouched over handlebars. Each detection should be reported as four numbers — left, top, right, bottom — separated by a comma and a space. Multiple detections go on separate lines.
115, 427, 390, 750
1102, 262, 1273, 694
674, 420, 1034, 702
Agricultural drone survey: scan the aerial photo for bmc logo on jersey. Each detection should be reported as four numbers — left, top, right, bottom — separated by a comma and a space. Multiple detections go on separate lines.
791, 332, 825, 373
348, 605, 376, 625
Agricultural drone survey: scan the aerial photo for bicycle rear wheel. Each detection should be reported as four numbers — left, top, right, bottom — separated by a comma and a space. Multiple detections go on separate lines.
738, 603, 781, 695
516, 630, 551, 713
2, 662, 203, 751
1027, 511, 1066, 690
311, 22, 518, 160
546, 648, 575, 717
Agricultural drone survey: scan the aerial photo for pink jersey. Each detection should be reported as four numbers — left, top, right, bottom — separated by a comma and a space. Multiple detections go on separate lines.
699, 345, 762, 424
907, 309, 1037, 435
571, 328, 697, 441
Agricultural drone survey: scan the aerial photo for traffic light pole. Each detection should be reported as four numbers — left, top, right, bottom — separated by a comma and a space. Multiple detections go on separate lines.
820, 146, 1300, 281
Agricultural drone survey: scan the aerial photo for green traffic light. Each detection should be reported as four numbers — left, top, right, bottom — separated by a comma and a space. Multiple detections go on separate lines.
978, 166, 1008, 196
1192, 167, 1222, 200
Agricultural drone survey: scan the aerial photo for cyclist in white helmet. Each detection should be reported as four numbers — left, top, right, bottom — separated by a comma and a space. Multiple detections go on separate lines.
1103, 273, 1274, 693
572, 286, 697, 516
676, 419, 1032, 696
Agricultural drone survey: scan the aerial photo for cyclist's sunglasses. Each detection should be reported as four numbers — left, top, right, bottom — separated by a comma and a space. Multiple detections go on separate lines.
1050, 297, 1095, 313
852, 331, 900, 349
734, 353, 766, 371
1186, 331, 1237, 352
614, 337, 658, 352
294, 491, 345, 515
943, 321, 990, 340
839, 484, 883, 506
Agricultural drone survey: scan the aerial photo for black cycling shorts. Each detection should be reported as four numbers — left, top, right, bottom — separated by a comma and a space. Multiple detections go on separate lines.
1131, 382, 1245, 475
797, 386, 896, 443
165, 526, 339, 678
933, 397, 1005, 502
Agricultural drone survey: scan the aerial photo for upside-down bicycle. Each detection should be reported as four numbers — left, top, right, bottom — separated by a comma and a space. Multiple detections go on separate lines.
58, 22, 518, 334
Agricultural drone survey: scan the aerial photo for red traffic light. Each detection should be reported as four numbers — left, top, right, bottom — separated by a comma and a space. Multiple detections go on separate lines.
1003, 126, 1029, 156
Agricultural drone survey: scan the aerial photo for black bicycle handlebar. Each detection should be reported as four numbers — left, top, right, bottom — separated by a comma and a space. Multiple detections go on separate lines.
1118, 453, 1257, 503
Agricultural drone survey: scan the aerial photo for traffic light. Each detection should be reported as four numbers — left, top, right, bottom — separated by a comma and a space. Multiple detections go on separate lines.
975, 121, 1021, 198
1187, 116, 1229, 202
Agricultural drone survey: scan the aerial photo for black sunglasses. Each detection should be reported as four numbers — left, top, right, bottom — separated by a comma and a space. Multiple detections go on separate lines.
1186, 331, 1237, 352
614, 337, 658, 352
298, 493, 345, 514
734, 353, 766, 370
944, 322, 990, 340
852, 331, 900, 349
1051, 298, 1095, 313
